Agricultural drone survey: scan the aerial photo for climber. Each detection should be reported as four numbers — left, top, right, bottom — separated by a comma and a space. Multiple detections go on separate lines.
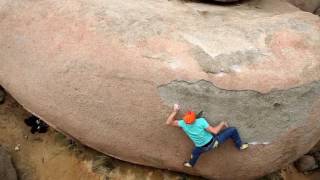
166, 104, 249, 168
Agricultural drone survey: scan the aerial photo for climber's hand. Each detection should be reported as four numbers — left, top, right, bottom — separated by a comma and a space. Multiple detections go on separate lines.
223, 121, 229, 128
173, 104, 180, 112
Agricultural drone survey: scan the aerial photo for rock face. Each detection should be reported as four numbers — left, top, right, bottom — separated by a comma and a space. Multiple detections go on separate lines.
0, 147, 17, 180
0, 0, 320, 179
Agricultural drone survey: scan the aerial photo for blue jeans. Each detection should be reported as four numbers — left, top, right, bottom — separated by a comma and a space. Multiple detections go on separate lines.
188, 127, 243, 166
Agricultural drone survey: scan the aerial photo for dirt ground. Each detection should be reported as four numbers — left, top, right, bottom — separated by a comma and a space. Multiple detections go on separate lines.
0, 94, 319, 180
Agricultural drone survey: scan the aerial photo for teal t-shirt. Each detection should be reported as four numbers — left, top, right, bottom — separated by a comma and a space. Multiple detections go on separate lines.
178, 118, 214, 147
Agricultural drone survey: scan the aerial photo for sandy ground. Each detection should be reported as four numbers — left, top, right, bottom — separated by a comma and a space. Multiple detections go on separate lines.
0, 94, 319, 180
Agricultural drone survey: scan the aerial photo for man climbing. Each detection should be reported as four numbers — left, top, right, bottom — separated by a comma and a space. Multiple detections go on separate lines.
166, 104, 249, 168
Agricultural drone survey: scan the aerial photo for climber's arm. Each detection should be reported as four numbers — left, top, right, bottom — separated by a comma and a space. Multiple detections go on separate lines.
165, 104, 180, 127
166, 111, 179, 127
206, 121, 228, 135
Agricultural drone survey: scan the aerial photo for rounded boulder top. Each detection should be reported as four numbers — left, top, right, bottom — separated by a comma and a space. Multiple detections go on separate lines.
0, 0, 320, 179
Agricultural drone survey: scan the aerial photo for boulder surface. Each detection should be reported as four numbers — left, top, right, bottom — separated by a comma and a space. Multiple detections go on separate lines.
0, 0, 320, 179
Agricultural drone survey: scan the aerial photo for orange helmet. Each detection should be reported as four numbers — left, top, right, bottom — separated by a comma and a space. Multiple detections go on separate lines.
183, 111, 196, 124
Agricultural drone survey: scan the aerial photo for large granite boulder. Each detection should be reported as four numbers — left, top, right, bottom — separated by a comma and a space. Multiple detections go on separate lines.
0, 147, 17, 180
0, 0, 320, 179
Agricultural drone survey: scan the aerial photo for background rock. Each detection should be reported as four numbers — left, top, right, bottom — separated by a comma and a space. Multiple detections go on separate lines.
312, 152, 320, 163
211, 0, 239, 2
0, 0, 320, 179
315, 8, 320, 15
295, 155, 318, 172
287, 0, 320, 13
0, 146, 17, 180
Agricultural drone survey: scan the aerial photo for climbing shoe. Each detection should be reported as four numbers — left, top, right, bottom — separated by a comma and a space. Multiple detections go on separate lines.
240, 143, 249, 150
183, 162, 192, 168
213, 140, 219, 149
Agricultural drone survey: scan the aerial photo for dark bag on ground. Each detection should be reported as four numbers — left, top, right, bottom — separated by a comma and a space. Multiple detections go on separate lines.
24, 115, 49, 134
